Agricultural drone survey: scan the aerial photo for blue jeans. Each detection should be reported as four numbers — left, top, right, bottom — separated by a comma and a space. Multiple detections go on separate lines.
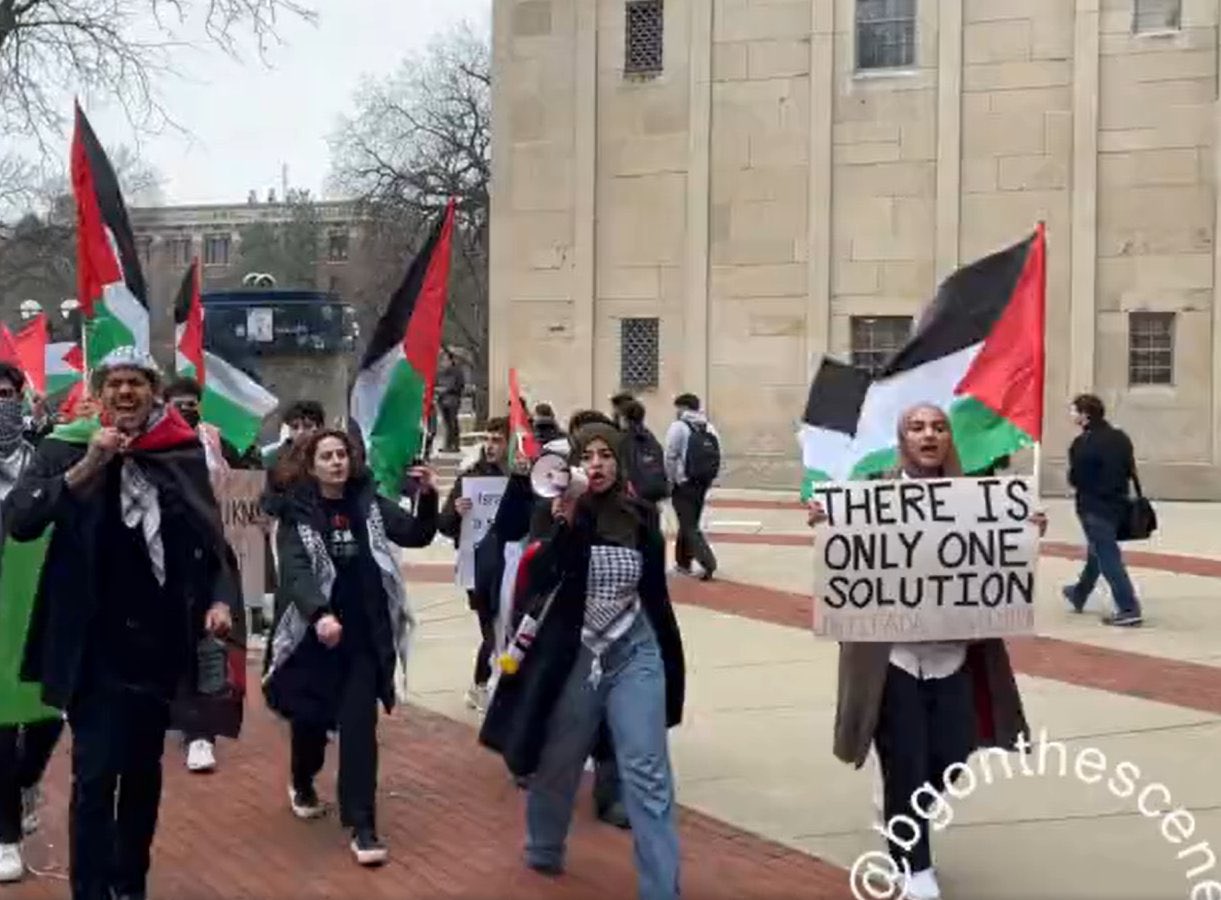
526, 616, 680, 900
1072, 513, 1141, 615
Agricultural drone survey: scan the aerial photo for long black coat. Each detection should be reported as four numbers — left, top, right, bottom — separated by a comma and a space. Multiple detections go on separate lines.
478, 500, 685, 777
2, 432, 243, 734
264, 475, 437, 725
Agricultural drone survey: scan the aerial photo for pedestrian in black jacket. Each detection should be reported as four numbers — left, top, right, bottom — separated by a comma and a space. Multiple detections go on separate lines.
438, 417, 510, 712
480, 422, 685, 898
3, 347, 241, 900
263, 428, 437, 867
1064, 394, 1143, 626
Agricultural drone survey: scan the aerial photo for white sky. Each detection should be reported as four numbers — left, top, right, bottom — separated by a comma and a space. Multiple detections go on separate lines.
82, 0, 491, 206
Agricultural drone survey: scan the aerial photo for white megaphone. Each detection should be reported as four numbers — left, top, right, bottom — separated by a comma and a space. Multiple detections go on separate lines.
529, 452, 589, 500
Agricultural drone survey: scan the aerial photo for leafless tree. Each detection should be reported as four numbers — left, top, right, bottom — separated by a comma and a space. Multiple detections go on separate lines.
0, 0, 316, 148
329, 21, 491, 420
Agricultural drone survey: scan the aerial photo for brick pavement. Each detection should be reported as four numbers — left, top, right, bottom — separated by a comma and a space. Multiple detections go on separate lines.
11, 680, 852, 900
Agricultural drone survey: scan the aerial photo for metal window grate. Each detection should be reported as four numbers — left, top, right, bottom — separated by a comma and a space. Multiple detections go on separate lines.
1133, 0, 1181, 33
1128, 311, 1175, 385
625, 0, 664, 75
620, 317, 660, 390
850, 315, 913, 376
856, 0, 917, 71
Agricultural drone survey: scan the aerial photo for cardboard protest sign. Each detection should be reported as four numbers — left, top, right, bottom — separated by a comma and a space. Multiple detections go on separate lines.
456, 476, 509, 590
211, 469, 267, 603
810, 476, 1038, 642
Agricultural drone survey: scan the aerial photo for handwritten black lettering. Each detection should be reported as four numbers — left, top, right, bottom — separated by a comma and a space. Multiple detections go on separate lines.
976, 478, 1001, 523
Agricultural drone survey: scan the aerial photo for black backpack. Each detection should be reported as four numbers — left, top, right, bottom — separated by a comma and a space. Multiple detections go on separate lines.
624, 425, 670, 503
683, 420, 721, 485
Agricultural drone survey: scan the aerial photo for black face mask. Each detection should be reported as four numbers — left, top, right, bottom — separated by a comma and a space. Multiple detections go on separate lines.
179, 407, 201, 428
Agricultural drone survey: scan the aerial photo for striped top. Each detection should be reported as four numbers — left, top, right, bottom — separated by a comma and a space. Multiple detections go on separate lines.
582, 545, 643, 661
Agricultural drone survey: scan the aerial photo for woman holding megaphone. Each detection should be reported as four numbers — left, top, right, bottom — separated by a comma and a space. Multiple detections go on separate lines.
480, 422, 685, 900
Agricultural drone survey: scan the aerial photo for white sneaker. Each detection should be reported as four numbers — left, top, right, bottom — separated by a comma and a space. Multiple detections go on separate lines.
186, 739, 217, 773
20, 786, 40, 835
464, 684, 488, 713
0, 844, 23, 883
904, 867, 942, 900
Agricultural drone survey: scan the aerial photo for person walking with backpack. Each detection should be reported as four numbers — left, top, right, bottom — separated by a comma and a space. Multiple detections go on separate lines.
663, 394, 720, 581
619, 400, 669, 523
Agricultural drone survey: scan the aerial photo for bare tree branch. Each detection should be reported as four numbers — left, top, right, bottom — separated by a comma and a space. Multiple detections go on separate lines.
0, 0, 316, 149
330, 21, 492, 419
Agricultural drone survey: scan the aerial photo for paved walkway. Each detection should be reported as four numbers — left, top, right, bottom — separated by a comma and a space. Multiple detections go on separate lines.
10, 487, 1221, 898
13, 682, 849, 899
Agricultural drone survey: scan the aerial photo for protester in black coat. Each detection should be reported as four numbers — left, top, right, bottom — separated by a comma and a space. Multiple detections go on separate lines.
3, 347, 240, 900
479, 422, 684, 897
263, 428, 437, 867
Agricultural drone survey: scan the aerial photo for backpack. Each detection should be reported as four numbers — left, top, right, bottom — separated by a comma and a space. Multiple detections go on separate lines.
623, 425, 670, 503
683, 420, 721, 485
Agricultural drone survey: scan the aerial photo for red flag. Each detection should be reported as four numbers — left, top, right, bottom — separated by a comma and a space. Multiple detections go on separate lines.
59, 380, 85, 417
508, 368, 538, 463
174, 257, 205, 384
0, 327, 18, 368
14, 314, 48, 395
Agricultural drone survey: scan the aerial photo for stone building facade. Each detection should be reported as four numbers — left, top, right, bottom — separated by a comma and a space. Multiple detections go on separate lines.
489, 0, 1221, 498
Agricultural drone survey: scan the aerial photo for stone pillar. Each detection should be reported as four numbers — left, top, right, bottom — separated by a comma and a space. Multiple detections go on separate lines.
683, 0, 713, 401
572, 1, 599, 408
935, 0, 963, 280
1070, 0, 1100, 396
805, 0, 835, 373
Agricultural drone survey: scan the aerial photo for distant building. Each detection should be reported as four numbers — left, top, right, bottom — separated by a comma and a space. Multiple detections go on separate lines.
129, 194, 367, 305
490, 0, 1221, 498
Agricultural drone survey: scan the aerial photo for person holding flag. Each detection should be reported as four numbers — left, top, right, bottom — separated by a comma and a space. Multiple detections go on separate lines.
3, 346, 242, 900
0, 361, 64, 884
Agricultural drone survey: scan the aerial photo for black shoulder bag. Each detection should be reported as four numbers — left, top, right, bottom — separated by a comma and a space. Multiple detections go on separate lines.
1118, 469, 1157, 542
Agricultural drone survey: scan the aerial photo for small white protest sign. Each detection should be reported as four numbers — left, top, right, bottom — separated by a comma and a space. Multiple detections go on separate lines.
455, 476, 509, 590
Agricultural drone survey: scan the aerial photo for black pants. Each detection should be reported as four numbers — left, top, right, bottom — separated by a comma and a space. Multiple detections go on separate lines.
68, 682, 170, 900
672, 481, 716, 575
592, 755, 621, 812
291, 650, 380, 831
440, 403, 461, 452
0, 717, 64, 843
873, 664, 975, 874
473, 602, 496, 687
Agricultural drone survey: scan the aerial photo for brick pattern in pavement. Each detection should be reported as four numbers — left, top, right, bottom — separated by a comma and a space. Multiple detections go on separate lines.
10, 684, 852, 899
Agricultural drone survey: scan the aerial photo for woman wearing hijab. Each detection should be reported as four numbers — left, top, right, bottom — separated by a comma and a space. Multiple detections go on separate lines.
262, 429, 437, 867
0, 363, 62, 883
808, 404, 1044, 900
480, 422, 685, 900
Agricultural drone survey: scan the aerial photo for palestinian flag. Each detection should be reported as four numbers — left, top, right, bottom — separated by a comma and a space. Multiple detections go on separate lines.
46, 342, 83, 397
173, 260, 278, 452
799, 225, 1046, 497
71, 102, 149, 370
507, 368, 538, 467
351, 200, 455, 496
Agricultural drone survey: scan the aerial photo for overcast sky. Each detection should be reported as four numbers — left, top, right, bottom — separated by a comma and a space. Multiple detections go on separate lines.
85, 0, 490, 207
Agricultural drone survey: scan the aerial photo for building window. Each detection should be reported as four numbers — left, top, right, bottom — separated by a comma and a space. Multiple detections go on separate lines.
1128, 312, 1175, 385
328, 275, 344, 296
850, 315, 912, 375
1133, 0, 1181, 33
327, 231, 349, 262
167, 237, 192, 267
620, 317, 660, 390
624, 0, 664, 75
856, 0, 917, 71
203, 234, 231, 266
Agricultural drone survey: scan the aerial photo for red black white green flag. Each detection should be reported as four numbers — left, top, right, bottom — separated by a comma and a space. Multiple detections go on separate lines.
70, 103, 149, 370
799, 224, 1046, 497
172, 260, 278, 453
350, 200, 456, 495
